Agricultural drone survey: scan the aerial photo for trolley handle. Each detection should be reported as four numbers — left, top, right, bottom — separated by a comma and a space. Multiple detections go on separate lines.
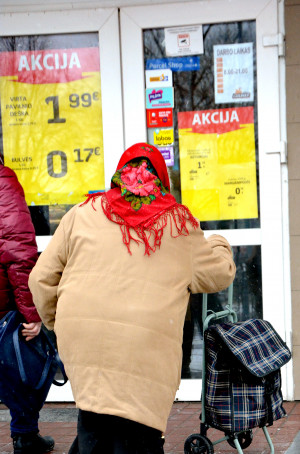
201, 282, 235, 426
202, 283, 235, 331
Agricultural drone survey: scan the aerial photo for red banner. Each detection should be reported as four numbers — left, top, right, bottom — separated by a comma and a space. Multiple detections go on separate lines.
177, 107, 254, 135
0, 47, 100, 84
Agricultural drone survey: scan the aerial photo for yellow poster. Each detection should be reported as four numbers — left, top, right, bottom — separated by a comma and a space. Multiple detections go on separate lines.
0, 48, 104, 205
178, 107, 258, 221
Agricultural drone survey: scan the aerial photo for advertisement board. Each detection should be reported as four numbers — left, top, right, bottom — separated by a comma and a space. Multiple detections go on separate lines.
0, 46, 104, 205
178, 107, 258, 221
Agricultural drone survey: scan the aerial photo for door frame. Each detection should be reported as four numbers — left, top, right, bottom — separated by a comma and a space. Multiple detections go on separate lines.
120, 0, 293, 400
0, 0, 292, 402
0, 7, 124, 400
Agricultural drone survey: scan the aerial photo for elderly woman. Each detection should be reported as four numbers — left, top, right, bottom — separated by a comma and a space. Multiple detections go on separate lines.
29, 143, 236, 454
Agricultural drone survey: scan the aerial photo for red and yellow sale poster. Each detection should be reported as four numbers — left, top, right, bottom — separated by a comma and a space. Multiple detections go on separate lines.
178, 107, 258, 221
0, 47, 104, 205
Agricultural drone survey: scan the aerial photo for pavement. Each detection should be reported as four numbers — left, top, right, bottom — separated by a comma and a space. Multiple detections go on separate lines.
0, 401, 299, 453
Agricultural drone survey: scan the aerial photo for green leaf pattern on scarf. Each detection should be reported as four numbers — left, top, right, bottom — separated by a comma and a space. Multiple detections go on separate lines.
111, 159, 168, 211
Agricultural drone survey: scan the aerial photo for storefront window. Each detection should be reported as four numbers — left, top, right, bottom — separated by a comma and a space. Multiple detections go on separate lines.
0, 33, 104, 235
182, 245, 262, 379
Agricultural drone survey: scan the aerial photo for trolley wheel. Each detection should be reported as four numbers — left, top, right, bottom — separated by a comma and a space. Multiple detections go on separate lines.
226, 430, 253, 449
184, 434, 214, 454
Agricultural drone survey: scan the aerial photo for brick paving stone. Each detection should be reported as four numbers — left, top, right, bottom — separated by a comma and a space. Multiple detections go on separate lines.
0, 401, 300, 453
291, 406, 300, 414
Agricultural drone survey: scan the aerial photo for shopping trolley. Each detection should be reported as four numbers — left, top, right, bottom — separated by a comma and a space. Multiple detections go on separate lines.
184, 283, 291, 454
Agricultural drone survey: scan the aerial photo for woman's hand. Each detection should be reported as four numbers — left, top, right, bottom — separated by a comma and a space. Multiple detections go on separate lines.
22, 321, 42, 341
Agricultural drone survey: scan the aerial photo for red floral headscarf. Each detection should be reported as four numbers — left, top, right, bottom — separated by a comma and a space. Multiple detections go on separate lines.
114, 143, 170, 190
110, 158, 168, 212
81, 143, 198, 255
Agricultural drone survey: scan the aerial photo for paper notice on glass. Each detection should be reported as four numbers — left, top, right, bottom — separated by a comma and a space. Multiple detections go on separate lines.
178, 107, 258, 222
146, 108, 173, 128
146, 87, 174, 109
0, 48, 104, 206
159, 146, 174, 167
164, 25, 203, 57
214, 42, 254, 104
145, 69, 172, 88
147, 127, 174, 147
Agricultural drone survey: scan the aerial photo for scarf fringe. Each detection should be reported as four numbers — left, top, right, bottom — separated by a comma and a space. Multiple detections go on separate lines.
100, 194, 198, 256
80, 192, 104, 210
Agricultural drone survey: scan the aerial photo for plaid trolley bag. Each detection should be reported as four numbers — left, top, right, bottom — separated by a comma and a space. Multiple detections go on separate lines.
184, 318, 291, 454
205, 319, 291, 430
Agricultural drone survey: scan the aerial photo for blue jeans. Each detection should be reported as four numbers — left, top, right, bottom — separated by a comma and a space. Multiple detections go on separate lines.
10, 409, 39, 437
0, 373, 40, 437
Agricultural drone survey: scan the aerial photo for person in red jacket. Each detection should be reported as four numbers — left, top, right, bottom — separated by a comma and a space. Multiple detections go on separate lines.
0, 159, 55, 454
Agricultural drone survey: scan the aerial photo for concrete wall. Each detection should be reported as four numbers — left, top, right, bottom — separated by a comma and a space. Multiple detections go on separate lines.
285, 0, 300, 399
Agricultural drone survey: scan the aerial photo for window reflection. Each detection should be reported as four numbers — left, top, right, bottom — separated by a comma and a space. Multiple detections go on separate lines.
143, 21, 259, 230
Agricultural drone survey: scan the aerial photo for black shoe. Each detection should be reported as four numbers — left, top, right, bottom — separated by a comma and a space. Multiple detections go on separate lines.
13, 433, 55, 454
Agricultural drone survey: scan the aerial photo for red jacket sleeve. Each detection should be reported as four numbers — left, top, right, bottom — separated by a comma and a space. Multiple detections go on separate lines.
0, 166, 41, 322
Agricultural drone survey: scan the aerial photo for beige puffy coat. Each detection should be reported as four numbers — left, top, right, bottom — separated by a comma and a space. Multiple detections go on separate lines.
29, 198, 235, 432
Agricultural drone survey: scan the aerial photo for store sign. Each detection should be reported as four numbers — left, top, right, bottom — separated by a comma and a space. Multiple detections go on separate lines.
145, 69, 172, 88
0, 47, 104, 205
159, 146, 174, 167
146, 56, 200, 72
146, 108, 173, 128
145, 87, 174, 109
213, 42, 254, 104
149, 128, 174, 147
178, 107, 258, 221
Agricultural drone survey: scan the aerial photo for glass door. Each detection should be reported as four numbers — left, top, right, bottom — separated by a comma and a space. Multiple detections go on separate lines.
0, 7, 124, 400
120, 0, 291, 400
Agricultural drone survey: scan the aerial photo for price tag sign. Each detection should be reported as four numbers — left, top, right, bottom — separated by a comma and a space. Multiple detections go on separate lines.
0, 47, 104, 205
178, 107, 258, 221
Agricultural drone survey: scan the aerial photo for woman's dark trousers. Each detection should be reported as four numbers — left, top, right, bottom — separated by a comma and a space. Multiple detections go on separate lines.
69, 411, 165, 454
